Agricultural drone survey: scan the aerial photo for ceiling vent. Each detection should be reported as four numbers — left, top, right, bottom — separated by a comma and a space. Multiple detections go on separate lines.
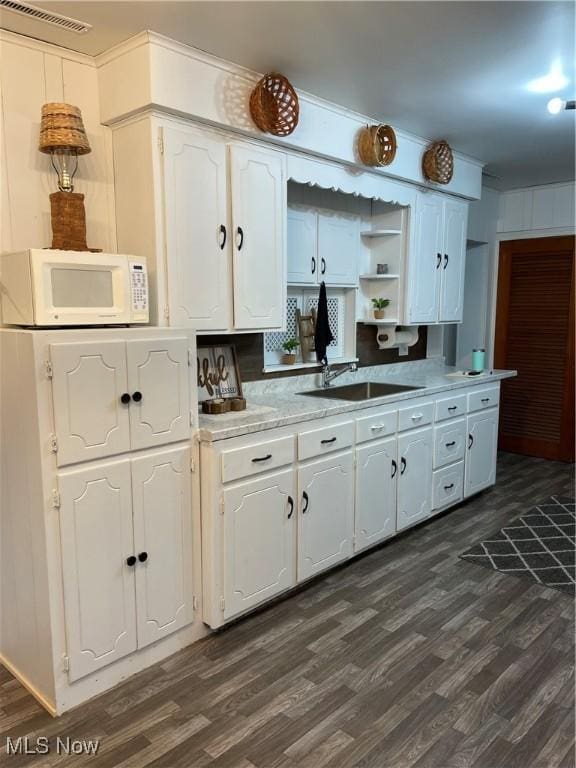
0, 0, 92, 33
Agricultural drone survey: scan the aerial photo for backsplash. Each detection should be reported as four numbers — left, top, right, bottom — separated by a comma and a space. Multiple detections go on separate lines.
197, 325, 428, 382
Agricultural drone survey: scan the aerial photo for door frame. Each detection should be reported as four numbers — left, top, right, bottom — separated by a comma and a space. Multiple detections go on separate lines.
494, 235, 575, 461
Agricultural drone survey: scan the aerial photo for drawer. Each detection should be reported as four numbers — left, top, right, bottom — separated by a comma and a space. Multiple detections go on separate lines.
435, 394, 467, 422
432, 462, 464, 511
298, 420, 354, 461
221, 435, 295, 483
398, 400, 434, 432
434, 418, 466, 469
468, 385, 500, 413
356, 408, 397, 444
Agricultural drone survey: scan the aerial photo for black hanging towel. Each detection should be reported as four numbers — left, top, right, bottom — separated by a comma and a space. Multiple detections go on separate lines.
314, 281, 334, 364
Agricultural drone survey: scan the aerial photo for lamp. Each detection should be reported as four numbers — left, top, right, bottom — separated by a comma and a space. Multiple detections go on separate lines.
39, 102, 94, 251
547, 98, 576, 114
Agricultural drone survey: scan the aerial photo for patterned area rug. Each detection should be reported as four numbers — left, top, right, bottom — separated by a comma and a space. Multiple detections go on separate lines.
460, 497, 575, 595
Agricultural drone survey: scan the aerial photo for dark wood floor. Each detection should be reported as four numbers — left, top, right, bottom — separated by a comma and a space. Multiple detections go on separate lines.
1, 453, 574, 768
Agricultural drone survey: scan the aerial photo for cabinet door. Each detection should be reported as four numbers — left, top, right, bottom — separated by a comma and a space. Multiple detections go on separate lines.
163, 127, 231, 331
126, 337, 190, 451
132, 446, 194, 647
397, 427, 433, 531
317, 211, 358, 285
355, 437, 397, 553
465, 409, 498, 497
407, 195, 443, 323
222, 469, 296, 620
59, 460, 137, 681
287, 207, 318, 285
51, 341, 130, 466
298, 452, 354, 581
230, 144, 286, 330
440, 199, 468, 322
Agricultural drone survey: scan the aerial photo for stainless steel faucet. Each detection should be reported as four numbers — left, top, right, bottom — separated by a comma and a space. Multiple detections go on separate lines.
321, 361, 358, 388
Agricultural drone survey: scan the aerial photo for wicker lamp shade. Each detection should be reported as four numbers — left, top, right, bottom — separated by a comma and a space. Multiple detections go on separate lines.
422, 140, 454, 184
358, 124, 397, 167
39, 103, 91, 155
249, 73, 299, 137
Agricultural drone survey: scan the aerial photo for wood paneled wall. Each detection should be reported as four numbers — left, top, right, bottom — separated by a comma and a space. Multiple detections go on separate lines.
198, 326, 428, 382
0, 31, 115, 255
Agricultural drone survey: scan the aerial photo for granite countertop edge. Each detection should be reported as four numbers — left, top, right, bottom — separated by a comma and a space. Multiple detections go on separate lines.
198, 368, 517, 443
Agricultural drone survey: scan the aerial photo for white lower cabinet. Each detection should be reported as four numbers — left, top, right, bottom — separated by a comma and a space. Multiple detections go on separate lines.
355, 437, 397, 553
59, 446, 194, 682
465, 409, 499, 497
397, 427, 433, 531
222, 469, 296, 621
298, 452, 354, 580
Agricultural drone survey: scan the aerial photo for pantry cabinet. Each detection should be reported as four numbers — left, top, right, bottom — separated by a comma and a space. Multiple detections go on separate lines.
221, 469, 296, 620
465, 409, 499, 497
50, 336, 191, 466
113, 117, 287, 332
355, 437, 397, 552
396, 427, 433, 531
298, 452, 354, 580
407, 193, 468, 324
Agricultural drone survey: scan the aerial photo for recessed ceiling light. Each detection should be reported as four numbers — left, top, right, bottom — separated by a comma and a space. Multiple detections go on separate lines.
527, 60, 569, 94
547, 98, 576, 114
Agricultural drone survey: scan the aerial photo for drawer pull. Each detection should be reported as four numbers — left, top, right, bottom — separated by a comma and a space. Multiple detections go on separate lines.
448, 406, 458, 412
287, 496, 294, 520
302, 491, 309, 513
252, 454, 272, 463
481, 398, 490, 403
400, 457, 407, 475
371, 424, 386, 432
391, 459, 397, 478
321, 437, 337, 445
444, 483, 455, 491
411, 413, 423, 421
445, 441, 456, 448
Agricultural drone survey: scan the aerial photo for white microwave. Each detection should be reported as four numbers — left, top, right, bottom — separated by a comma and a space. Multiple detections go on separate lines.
0, 249, 149, 326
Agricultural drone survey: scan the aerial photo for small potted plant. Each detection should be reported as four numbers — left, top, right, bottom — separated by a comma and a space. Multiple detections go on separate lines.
372, 298, 391, 320
281, 338, 300, 365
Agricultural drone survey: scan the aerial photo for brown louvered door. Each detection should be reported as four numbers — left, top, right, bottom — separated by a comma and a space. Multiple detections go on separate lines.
494, 236, 574, 462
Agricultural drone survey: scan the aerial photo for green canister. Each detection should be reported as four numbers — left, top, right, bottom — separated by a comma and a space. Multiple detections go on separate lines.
472, 348, 485, 372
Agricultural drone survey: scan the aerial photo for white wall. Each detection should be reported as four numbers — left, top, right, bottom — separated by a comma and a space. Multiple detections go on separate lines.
0, 30, 116, 254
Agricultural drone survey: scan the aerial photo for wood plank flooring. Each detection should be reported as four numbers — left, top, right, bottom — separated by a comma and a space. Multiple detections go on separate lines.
1, 452, 574, 768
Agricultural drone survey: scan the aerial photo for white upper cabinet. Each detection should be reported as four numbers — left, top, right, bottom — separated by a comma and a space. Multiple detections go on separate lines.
59, 459, 137, 682
126, 337, 190, 451
51, 336, 191, 466
407, 193, 468, 324
230, 144, 286, 330
397, 427, 433, 531
222, 469, 296, 620
317, 211, 359, 286
287, 207, 318, 285
162, 127, 231, 331
132, 446, 194, 648
51, 341, 131, 466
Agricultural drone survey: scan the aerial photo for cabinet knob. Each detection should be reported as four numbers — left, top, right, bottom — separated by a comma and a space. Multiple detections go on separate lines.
138, 552, 148, 563
126, 555, 137, 567
120, 393, 131, 405
132, 391, 143, 403
219, 224, 227, 250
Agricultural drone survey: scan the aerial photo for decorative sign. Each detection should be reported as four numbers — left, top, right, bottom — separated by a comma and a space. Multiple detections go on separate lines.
197, 345, 243, 403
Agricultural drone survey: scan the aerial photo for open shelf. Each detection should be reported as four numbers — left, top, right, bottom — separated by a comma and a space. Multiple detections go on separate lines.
359, 274, 400, 280
360, 229, 402, 238
362, 318, 400, 326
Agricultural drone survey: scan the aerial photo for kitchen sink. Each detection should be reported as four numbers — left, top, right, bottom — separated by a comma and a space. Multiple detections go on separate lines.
298, 381, 425, 401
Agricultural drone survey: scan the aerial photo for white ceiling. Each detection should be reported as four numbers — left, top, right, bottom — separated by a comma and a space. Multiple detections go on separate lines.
2, 1, 575, 189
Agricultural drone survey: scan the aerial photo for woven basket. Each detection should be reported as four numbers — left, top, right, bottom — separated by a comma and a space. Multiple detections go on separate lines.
249, 73, 299, 137
358, 124, 397, 167
39, 103, 91, 155
422, 140, 453, 184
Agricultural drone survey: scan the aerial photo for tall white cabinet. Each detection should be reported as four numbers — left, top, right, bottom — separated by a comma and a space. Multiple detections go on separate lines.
113, 116, 287, 332
0, 328, 203, 715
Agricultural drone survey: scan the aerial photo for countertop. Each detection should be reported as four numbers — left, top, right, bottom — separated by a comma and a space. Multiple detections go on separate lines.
197, 360, 517, 442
